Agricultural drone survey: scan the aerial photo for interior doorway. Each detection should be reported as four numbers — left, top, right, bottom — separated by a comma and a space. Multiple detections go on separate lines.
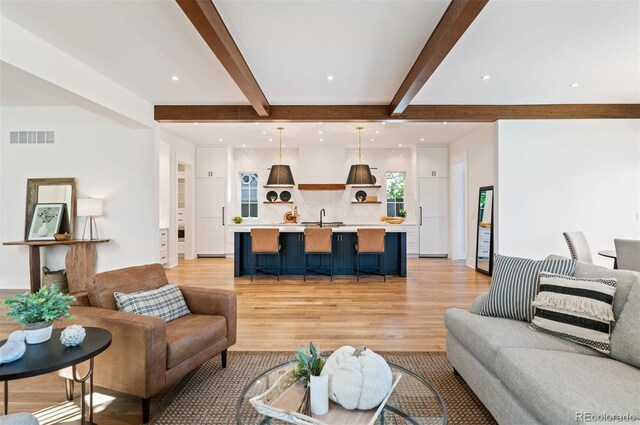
177, 162, 195, 260
451, 160, 468, 261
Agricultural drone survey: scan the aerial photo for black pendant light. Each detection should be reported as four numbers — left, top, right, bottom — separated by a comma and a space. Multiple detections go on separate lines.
267, 127, 295, 186
346, 126, 374, 185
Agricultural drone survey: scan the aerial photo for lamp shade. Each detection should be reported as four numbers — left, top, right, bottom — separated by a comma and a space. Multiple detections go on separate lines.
77, 199, 103, 217
346, 164, 374, 185
267, 164, 295, 186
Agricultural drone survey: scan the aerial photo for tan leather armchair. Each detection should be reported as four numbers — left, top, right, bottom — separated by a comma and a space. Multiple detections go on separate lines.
59, 264, 237, 423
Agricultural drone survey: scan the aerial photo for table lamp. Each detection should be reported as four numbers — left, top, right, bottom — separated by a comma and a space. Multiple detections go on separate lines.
77, 198, 103, 240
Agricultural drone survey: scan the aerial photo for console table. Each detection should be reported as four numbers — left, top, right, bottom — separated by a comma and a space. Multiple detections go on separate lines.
2, 239, 110, 293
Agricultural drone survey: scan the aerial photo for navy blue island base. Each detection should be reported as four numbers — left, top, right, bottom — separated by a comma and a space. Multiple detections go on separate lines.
234, 231, 407, 277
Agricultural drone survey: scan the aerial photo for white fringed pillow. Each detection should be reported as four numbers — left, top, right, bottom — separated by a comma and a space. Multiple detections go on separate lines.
530, 272, 617, 353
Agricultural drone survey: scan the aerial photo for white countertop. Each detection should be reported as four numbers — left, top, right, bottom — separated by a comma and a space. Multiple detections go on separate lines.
230, 223, 415, 233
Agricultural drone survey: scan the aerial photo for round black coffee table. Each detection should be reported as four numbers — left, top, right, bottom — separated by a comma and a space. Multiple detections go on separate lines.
237, 360, 448, 424
0, 327, 111, 424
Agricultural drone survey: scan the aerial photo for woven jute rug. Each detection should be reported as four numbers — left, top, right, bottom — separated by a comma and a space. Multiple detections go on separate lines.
152, 351, 495, 425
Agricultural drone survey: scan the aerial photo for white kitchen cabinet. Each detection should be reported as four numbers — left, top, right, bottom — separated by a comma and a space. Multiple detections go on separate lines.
419, 176, 449, 257
196, 147, 227, 179
418, 146, 448, 178
196, 178, 226, 256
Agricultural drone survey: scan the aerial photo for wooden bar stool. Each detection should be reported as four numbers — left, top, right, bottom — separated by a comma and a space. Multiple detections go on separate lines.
356, 228, 386, 282
304, 228, 333, 281
251, 228, 281, 281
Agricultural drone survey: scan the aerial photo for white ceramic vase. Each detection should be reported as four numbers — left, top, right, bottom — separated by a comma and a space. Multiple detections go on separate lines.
37, 223, 49, 237
24, 322, 53, 344
310, 375, 329, 416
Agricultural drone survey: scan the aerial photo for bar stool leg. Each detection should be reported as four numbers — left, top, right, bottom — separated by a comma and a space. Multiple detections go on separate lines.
330, 251, 333, 282
304, 252, 307, 282
383, 251, 387, 282
251, 253, 255, 282
277, 252, 280, 281
356, 252, 360, 282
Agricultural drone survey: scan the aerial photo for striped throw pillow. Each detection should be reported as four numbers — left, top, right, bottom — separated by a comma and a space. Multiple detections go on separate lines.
530, 272, 617, 353
114, 283, 191, 322
481, 255, 576, 322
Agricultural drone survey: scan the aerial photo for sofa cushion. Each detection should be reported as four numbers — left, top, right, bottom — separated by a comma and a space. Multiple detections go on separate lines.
114, 283, 191, 322
496, 348, 640, 425
445, 308, 602, 373
610, 281, 640, 368
481, 255, 576, 322
166, 314, 227, 369
530, 272, 617, 354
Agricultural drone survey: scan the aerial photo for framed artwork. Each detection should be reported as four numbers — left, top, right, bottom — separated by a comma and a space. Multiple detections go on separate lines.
27, 203, 66, 241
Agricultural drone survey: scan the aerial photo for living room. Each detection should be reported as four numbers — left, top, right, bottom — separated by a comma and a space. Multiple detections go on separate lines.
0, 0, 639, 424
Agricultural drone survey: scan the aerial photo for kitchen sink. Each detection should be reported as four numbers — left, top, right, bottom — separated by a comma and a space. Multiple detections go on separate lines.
301, 221, 344, 228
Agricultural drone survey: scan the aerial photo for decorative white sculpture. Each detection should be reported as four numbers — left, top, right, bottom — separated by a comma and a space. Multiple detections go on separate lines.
60, 325, 86, 347
320, 345, 392, 410
0, 330, 27, 365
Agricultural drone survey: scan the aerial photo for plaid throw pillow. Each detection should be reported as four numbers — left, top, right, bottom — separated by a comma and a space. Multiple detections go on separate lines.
114, 283, 190, 322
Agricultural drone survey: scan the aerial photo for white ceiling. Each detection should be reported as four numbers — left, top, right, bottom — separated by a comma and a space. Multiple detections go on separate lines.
413, 0, 640, 104
0, 0, 247, 105
160, 121, 486, 147
214, 0, 449, 104
1, 0, 637, 108
0, 62, 73, 107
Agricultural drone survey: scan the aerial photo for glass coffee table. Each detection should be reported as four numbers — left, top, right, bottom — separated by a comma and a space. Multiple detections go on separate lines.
236, 360, 447, 425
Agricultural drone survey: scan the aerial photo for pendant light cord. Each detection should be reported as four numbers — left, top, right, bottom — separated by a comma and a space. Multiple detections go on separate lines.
357, 126, 364, 163
278, 127, 284, 164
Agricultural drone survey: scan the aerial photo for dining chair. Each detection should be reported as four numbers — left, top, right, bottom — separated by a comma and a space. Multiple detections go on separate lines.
614, 239, 640, 272
562, 231, 593, 263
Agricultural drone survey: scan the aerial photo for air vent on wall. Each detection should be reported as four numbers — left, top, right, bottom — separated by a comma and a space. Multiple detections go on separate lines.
9, 131, 55, 144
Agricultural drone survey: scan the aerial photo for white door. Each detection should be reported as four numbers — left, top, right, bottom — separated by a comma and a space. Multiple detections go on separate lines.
196, 148, 212, 179
196, 179, 226, 255
433, 147, 449, 178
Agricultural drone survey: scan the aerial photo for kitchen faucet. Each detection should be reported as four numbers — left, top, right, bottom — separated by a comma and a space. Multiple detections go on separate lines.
319, 208, 326, 228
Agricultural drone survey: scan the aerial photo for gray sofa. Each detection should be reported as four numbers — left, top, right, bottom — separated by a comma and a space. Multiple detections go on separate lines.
445, 259, 640, 425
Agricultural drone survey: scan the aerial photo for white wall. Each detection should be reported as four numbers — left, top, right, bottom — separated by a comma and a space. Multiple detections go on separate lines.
497, 119, 640, 266
158, 129, 196, 266
229, 146, 416, 225
449, 124, 498, 267
0, 106, 159, 289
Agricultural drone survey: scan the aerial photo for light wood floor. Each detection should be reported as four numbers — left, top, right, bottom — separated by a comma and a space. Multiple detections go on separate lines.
0, 257, 490, 424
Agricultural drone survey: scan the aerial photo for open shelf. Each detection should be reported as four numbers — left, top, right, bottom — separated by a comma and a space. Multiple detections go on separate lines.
298, 184, 346, 191
351, 201, 382, 204
263, 201, 293, 204
263, 185, 294, 188
350, 185, 381, 188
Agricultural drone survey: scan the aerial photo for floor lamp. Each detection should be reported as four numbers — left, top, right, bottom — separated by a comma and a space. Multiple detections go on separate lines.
77, 199, 103, 240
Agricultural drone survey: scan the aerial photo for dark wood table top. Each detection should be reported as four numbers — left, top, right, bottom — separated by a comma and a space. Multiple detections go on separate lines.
598, 250, 617, 259
0, 327, 111, 381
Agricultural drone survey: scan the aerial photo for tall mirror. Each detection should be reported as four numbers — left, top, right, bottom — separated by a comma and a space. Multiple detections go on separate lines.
25, 178, 76, 240
475, 186, 494, 275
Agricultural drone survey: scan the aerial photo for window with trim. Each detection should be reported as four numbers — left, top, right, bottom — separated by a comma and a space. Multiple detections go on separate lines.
386, 172, 406, 218
240, 172, 258, 218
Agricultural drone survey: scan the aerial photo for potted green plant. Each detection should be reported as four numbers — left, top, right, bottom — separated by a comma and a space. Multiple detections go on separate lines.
294, 342, 327, 415
233, 216, 243, 224
3, 285, 75, 344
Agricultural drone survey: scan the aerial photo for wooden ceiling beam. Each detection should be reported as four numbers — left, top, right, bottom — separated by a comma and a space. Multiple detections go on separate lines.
154, 104, 640, 123
389, 0, 489, 117
176, 0, 270, 116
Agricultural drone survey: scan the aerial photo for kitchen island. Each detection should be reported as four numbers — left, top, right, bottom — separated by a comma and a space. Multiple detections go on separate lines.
233, 226, 407, 277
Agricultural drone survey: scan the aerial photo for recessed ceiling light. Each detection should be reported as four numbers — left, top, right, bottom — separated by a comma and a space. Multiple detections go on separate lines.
443, 122, 448, 125
318, 131, 323, 134
317, 122, 323, 125
327, 75, 334, 81
570, 82, 579, 88
268, 138, 273, 142
193, 123, 198, 126
420, 138, 425, 141
171, 75, 180, 81
370, 138, 374, 141
382, 122, 387, 125
398, 143, 403, 147
320, 138, 324, 142
481, 75, 490, 80
262, 131, 267, 134
282, 144, 286, 147
254, 122, 259, 125
218, 138, 223, 142
242, 144, 246, 147
375, 130, 380, 134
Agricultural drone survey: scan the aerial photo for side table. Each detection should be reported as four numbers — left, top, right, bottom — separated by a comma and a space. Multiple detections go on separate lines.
0, 327, 111, 424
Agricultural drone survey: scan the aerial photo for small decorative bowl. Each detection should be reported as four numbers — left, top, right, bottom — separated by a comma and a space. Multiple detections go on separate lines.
53, 233, 68, 241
